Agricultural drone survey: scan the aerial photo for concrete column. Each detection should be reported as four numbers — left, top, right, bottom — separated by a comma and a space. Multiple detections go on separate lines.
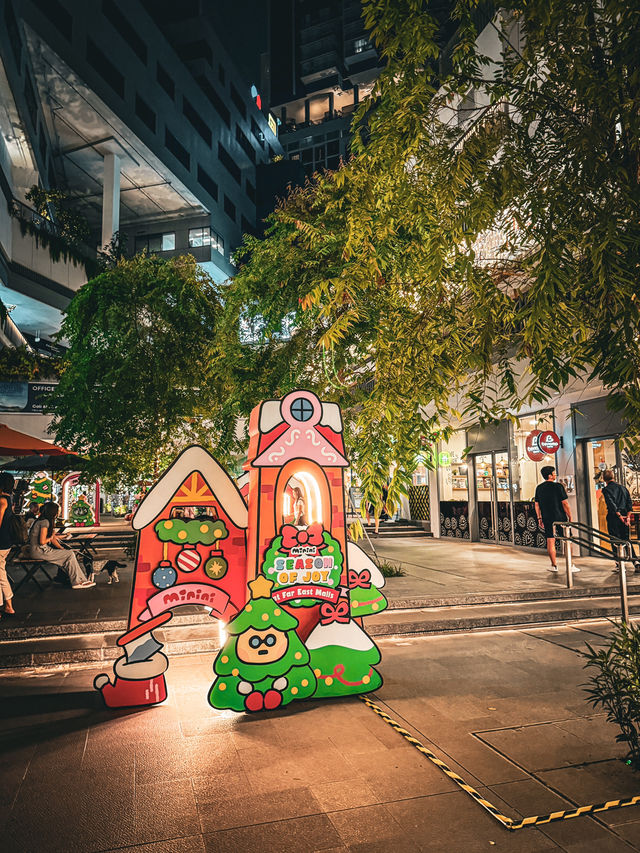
327, 92, 334, 118
304, 99, 310, 124
101, 152, 120, 249
353, 84, 360, 106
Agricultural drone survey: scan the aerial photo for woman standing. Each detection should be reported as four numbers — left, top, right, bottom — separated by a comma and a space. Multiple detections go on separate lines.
30, 502, 95, 589
292, 487, 307, 526
0, 472, 16, 618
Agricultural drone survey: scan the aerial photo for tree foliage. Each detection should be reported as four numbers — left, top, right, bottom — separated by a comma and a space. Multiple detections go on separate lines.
221, 0, 640, 512
50, 254, 225, 484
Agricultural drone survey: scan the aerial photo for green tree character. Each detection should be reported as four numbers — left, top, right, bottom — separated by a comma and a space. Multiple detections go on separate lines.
307, 605, 382, 699
30, 473, 53, 505
347, 542, 388, 619
70, 497, 94, 526
209, 575, 317, 712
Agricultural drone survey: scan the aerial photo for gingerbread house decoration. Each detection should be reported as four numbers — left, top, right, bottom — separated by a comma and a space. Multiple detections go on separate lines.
245, 390, 350, 639
94, 446, 250, 709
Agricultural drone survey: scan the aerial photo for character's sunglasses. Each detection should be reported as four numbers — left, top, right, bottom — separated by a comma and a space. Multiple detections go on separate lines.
249, 634, 277, 649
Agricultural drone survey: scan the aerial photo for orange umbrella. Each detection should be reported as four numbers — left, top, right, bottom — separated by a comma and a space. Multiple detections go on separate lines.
0, 423, 77, 457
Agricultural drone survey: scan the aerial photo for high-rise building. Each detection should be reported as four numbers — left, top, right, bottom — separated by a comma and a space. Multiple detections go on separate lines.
268, 0, 383, 176
0, 0, 282, 344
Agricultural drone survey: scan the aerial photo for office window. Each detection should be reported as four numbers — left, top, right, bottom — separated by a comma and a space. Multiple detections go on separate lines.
135, 232, 175, 253
87, 37, 125, 98
157, 63, 175, 98
135, 94, 156, 132
183, 97, 212, 146
219, 65, 226, 85
165, 128, 190, 170
354, 37, 370, 54
224, 195, 236, 222
188, 227, 211, 248
235, 125, 256, 164
32, 0, 73, 41
197, 165, 218, 201
245, 180, 255, 204
241, 215, 254, 235
23, 76, 38, 129
218, 143, 241, 184
197, 76, 230, 127
103, 0, 147, 63
188, 226, 224, 254
251, 117, 264, 147
230, 83, 246, 119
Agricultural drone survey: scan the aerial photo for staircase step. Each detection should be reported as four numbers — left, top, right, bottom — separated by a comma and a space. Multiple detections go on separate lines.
365, 595, 638, 637
0, 593, 634, 670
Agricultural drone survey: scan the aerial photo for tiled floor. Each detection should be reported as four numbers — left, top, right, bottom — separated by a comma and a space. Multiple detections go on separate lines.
1, 624, 640, 852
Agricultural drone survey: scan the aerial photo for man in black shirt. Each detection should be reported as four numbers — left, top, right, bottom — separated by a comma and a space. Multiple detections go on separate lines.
601, 469, 639, 570
534, 466, 577, 573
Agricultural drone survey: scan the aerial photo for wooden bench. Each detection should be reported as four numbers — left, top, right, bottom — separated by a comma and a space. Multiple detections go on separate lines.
10, 556, 56, 592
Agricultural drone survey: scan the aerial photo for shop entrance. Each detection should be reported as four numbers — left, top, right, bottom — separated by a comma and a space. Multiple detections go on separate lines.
583, 438, 640, 546
473, 451, 513, 543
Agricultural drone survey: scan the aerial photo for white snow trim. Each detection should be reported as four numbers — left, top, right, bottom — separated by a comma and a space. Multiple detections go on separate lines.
320, 402, 343, 433
258, 400, 282, 434
133, 445, 248, 530
347, 542, 385, 588
305, 619, 375, 652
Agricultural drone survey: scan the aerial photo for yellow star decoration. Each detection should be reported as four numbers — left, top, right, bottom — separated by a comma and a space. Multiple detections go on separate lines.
248, 575, 274, 600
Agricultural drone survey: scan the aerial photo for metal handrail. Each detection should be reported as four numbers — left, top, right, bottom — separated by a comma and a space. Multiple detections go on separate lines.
553, 520, 637, 622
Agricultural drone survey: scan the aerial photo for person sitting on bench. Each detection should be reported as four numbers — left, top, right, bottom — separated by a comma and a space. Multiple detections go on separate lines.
29, 501, 95, 589
0, 472, 16, 618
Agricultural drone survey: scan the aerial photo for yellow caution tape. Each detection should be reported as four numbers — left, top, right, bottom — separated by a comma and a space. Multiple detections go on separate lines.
359, 694, 640, 831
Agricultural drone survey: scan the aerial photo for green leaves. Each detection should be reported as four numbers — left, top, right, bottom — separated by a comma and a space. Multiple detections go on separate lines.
50, 254, 225, 484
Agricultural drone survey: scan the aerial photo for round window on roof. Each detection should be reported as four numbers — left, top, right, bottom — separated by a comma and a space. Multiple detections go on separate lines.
290, 397, 314, 422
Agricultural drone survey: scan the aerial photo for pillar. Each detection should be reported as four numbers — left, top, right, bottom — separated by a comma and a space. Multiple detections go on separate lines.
101, 152, 120, 250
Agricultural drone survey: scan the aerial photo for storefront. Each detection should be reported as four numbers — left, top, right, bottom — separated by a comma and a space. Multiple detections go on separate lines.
435, 411, 568, 550
573, 398, 640, 550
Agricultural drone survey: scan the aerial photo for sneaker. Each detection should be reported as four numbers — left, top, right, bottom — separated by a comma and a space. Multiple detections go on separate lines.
548, 565, 558, 572
571, 566, 580, 573
72, 580, 96, 589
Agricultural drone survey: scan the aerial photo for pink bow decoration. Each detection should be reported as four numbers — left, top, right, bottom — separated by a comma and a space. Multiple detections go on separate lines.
320, 599, 350, 625
281, 522, 324, 551
348, 568, 372, 589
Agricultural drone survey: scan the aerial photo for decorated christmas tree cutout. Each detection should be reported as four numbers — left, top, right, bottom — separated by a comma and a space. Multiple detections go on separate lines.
209, 575, 317, 712
70, 494, 95, 526
306, 600, 383, 698
347, 541, 388, 618
30, 471, 53, 505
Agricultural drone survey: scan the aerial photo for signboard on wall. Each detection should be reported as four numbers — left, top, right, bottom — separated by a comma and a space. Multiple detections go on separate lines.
526, 429, 560, 461
0, 381, 57, 413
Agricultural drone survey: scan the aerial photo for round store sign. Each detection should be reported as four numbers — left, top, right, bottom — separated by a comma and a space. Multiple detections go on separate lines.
526, 429, 560, 460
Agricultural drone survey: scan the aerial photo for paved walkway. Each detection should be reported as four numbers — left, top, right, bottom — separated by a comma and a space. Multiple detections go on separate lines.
362, 534, 639, 601
5, 536, 639, 631
1, 623, 640, 851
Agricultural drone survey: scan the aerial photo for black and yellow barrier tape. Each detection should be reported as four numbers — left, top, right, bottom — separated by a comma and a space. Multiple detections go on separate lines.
359, 694, 640, 831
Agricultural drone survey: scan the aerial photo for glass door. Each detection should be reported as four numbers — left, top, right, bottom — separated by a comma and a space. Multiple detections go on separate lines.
584, 438, 618, 552
474, 452, 514, 543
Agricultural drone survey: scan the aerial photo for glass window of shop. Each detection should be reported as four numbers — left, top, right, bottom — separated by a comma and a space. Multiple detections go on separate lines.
509, 410, 564, 549
584, 439, 640, 544
510, 411, 565, 501
438, 431, 470, 539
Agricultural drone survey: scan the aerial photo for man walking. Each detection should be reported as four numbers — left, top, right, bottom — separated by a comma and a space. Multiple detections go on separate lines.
535, 466, 578, 573
601, 469, 639, 571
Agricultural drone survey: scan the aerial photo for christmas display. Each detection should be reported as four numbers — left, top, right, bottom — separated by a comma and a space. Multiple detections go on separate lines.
95, 390, 384, 711
30, 471, 53, 504
69, 494, 94, 526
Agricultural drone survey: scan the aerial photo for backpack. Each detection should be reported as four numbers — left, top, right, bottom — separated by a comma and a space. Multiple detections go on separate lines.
8, 514, 28, 547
